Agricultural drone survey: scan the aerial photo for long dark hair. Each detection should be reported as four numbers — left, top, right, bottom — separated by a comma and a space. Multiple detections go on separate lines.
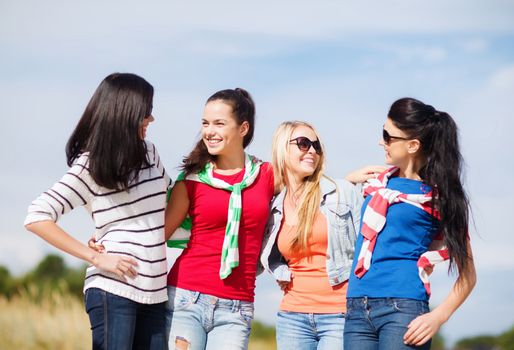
181, 88, 255, 175
66, 73, 154, 190
388, 97, 470, 273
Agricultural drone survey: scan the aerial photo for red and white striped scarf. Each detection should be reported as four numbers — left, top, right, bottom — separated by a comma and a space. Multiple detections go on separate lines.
354, 166, 449, 295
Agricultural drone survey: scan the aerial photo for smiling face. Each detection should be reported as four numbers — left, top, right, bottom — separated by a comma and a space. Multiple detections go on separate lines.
286, 125, 321, 180
139, 114, 154, 139
201, 100, 248, 157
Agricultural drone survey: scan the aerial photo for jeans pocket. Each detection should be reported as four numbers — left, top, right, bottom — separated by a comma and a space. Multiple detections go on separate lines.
84, 288, 89, 306
239, 303, 254, 328
344, 300, 358, 320
166, 287, 193, 312
392, 299, 428, 315
84, 288, 105, 313
345, 308, 357, 321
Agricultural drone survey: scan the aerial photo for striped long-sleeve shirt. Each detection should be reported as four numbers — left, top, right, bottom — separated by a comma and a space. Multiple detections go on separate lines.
24, 140, 172, 304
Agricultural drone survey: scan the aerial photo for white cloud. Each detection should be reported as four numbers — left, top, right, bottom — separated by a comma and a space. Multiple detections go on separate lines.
0, 232, 47, 274
2, 1, 514, 54
488, 64, 514, 90
370, 43, 448, 64
461, 37, 489, 53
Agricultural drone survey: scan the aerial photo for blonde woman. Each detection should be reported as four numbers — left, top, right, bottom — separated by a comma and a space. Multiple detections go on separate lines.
260, 121, 362, 349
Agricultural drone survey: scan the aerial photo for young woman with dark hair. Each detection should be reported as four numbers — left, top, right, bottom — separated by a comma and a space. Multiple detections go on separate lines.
164, 88, 275, 350
24, 73, 171, 350
344, 98, 476, 349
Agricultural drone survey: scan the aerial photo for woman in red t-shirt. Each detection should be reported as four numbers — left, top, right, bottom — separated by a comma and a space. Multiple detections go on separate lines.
164, 88, 275, 350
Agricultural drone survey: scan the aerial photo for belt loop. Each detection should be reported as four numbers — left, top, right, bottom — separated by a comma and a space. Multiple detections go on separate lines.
191, 291, 200, 304
363, 296, 369, 310
232, 299, 240, 312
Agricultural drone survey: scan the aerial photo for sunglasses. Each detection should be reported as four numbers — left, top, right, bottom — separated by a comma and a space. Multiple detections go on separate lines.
289, 136, 322, 154
382, 129, 410, 145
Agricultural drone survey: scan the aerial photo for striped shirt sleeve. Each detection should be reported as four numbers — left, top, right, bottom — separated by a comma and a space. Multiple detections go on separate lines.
148, 141, 172, 191
24, 155, 93, 225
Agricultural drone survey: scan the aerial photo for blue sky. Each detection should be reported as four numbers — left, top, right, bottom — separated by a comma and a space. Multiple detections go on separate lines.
1, 0, 513, 345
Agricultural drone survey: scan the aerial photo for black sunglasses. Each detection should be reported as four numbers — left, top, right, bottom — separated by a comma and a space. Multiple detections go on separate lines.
289, 136, 322, 154
382, 129, 410, 145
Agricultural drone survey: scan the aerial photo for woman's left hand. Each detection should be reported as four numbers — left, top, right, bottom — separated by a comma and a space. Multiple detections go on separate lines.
403, 311, 444, 346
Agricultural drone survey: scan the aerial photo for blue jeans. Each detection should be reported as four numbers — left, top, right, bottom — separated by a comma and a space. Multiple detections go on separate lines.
84, 288, 168, 350
344, 297, 431, 350
276, 311, 345, 350
165, 286, 254, 350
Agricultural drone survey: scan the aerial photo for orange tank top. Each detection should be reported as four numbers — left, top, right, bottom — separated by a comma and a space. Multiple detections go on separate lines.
277, 212, 347, 313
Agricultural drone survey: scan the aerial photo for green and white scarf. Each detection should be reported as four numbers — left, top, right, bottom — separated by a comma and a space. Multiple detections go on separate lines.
167, 154, 261, 279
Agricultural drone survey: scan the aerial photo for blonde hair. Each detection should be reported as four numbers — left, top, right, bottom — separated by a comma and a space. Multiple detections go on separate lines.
272, 121, 328, 254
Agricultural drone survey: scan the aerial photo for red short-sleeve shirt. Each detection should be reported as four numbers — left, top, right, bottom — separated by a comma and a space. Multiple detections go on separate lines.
167, 163, 274, 302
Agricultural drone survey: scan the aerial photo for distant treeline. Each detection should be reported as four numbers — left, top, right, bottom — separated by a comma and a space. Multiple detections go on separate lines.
0, 254, 85, 299
0, 254, 277, 342
1, 255, 512, 349
453, 329, 514, 350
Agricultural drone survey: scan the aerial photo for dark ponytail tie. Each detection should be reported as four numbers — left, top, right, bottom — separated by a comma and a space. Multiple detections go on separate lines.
425, 104, 437, 115
425, 104, 445, 121
235, 87, 251, 101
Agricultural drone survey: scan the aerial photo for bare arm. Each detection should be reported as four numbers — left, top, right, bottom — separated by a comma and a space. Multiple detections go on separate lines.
404, 241, 477, 346
345, 165, 388, 184
25, 221, 138, 279
164, 181, 190, 241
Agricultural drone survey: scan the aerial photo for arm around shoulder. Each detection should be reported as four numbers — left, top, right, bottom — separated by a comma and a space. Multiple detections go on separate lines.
164, 181, 190, 240
345, 165, 388, 184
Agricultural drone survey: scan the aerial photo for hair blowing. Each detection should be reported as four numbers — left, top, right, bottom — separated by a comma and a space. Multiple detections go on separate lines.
181, 88, 256, 175
66, 73, 154, 190
388, 97, 471, 274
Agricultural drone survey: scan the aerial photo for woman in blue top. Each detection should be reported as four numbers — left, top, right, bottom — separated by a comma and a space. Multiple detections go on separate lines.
344, 98, 476, 349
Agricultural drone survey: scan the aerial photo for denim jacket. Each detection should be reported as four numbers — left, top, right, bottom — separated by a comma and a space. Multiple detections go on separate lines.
259, 177, 362, 286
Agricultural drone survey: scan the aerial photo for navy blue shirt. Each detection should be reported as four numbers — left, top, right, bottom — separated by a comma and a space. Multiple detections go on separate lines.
347, 177, 439, 301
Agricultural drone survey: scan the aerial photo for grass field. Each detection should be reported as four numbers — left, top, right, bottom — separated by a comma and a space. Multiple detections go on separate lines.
0, 288, 275, 350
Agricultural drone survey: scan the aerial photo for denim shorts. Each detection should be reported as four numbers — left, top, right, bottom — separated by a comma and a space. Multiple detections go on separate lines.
344, 297, 431, 350
165, 286, 254, 350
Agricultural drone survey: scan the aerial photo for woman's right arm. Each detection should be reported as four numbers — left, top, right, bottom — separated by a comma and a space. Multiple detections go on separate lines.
345, 165, 387, 184
164, 181, 190, 241
26, 221, 137, 279
24, 160, 138, 279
